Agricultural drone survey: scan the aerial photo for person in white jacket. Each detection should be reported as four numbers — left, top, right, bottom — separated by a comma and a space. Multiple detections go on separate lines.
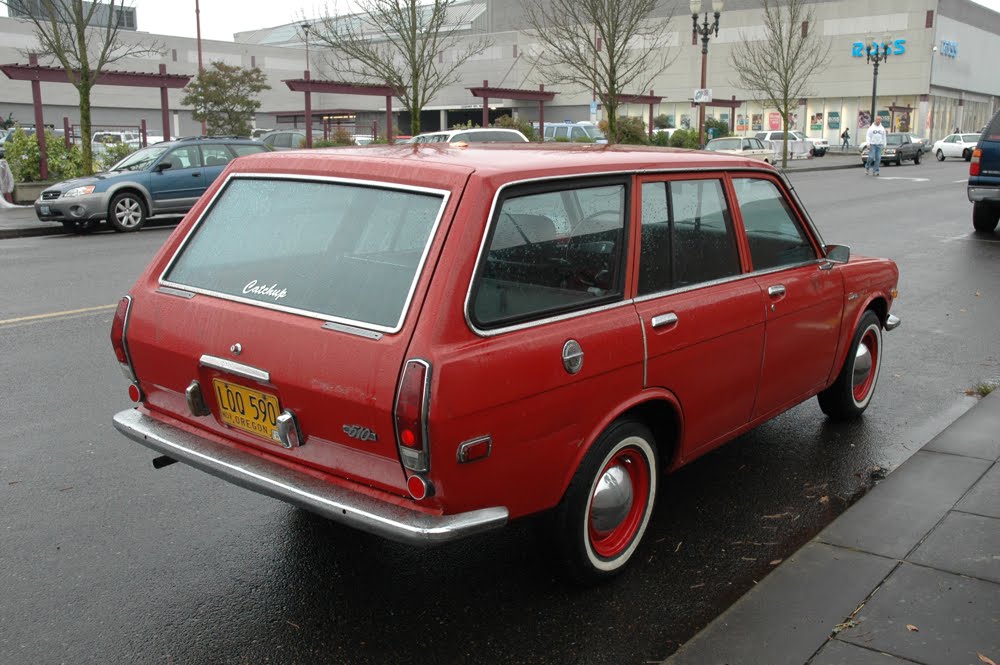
865, 116, 887, 176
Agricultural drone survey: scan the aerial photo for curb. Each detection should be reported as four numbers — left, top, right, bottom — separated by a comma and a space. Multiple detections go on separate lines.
0, 225, 67, 240
781, 162, 860, 174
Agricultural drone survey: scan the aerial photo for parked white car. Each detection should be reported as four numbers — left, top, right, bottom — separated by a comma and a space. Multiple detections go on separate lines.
704, 136, 773, 164
409, 128, 529, 143
754, 130, 821, 157
932, 133, 981, 161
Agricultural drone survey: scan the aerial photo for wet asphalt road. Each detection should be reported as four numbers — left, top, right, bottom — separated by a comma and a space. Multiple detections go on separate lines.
1, 158, 998, 664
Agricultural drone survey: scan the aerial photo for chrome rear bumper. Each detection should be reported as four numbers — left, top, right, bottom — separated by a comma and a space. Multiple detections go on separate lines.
112, 408, 508, 545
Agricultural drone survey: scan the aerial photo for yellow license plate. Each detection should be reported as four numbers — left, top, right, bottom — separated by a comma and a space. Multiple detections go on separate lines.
212, 378, 281, 444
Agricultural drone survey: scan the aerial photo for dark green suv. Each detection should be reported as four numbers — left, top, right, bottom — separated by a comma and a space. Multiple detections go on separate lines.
969, 113, 999, 232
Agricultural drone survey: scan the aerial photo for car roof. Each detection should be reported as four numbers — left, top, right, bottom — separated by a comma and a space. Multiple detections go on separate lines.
226, 143, 773, 188
152, 136, 263, 148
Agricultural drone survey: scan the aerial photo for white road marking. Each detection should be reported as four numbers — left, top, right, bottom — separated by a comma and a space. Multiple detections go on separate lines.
874, 177, 930, 182
0, 304, 116, 326
954, 179, 968, 184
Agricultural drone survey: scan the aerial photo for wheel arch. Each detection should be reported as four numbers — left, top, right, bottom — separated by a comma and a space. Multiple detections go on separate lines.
107, 184, 152, 216
558, 391, 684, 499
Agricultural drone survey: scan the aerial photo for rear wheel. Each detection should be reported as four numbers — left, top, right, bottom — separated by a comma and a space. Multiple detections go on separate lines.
108, 192, 147, 232
936, 149, 945, 161
973, 202, 1000, 233
553, 419, 658, 584
818, 311, 883, 420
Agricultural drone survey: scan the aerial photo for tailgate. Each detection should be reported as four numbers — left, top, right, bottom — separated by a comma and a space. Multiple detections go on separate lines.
126, 173, 463, 496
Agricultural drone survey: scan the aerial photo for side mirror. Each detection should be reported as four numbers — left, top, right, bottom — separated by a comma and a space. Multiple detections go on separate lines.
824, 244, 851, 264
154, 161, 172, 172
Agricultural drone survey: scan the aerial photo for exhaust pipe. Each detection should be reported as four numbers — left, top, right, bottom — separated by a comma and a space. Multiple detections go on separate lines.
152, 455, 178, 469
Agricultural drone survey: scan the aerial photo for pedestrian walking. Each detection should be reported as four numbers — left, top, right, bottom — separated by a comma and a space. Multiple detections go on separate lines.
865, 116, 886, 176
841, 128, 850, 149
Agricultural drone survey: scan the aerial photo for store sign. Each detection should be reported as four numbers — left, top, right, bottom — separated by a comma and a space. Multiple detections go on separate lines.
940, 40, 959, 58
828, 112, 841, 130
851, 39, 906, 57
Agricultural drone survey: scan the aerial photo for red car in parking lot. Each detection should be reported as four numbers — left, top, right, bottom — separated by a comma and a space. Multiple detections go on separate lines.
112, 144, 900, 582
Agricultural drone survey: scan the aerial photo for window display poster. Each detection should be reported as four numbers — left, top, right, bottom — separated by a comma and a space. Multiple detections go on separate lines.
828, 112, 841, 130
680, 114, 692, 129
737, 114, 749, 131
858, 110, 871, 128
751, 113, 763, 131
768, 112, 782, 130
666, 115, 675, 128
810, 112, 823, 130
720, 113, 730, 126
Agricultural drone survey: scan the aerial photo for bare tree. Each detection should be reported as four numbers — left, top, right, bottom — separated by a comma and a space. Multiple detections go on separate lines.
729, 0, 830, 167
522, 0, 675, 143
2, 0, 163, 174
312, 0, 492, 135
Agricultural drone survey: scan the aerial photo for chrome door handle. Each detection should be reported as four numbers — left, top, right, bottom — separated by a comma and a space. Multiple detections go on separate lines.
651, 312, 678, 328
767, 285, 786, 298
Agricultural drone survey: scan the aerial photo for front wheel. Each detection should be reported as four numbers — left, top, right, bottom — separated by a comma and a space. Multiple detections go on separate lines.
973, 201, 1000, 233
914, 151, 921, 165
896, 155, 902, 166
964, 148, 972, 161
553, 419, 658, 584
936, 149, 945, 161
818, 311, 883, 420
108, 192, 147, 232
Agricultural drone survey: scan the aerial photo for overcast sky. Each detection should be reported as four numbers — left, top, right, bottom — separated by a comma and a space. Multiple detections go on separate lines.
4, 0, 1000, 42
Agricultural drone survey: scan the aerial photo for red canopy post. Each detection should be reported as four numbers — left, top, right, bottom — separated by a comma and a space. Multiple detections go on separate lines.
159, 64, 171, 141
140, 118, 147, 147
28, 54, 48, 180
63, 116, 71, 148
648, 90, 654, 138
482, 80, 490, 127
538, 84, 545, 141
385, 96, 393, 142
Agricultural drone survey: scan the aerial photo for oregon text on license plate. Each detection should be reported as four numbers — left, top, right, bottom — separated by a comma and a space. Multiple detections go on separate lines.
212, 378, 281, 443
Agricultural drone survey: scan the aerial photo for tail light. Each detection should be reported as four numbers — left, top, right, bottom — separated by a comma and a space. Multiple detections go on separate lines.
110, 296, 141, 400
971, 148, 982, 176
394, 359, 431, 473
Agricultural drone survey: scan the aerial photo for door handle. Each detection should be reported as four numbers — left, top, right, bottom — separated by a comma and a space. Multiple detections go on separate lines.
767, 285, 786, 298
651, 312, 678, 328
192, 172, 201, 177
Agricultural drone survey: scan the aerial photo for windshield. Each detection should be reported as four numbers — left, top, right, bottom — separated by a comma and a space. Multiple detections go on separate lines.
581, 125, 605, 140
110, 146, 168, 172
887, 135, 903, 145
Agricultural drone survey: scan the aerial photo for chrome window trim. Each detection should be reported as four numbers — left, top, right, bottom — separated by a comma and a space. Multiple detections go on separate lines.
155, 286, 195, 299
158, 172, 452, 335
463, 166, 783, 338
632, 259, 824, 303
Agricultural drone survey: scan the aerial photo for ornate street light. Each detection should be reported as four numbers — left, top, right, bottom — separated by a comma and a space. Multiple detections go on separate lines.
691, 0, 723, 147
865, 36, 891, 130
301, 22, 312, 77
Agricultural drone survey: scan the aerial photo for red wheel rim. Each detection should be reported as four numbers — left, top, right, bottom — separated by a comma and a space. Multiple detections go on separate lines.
853, 329, 879, 402
588, 447, 650, 559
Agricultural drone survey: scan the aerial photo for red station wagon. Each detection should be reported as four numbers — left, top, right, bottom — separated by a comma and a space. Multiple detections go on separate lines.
112, 144, 900, 583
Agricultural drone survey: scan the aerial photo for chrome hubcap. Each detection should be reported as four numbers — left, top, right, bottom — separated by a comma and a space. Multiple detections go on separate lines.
590, 463, 634, 537
852, 342, 873, 389
115, 199, 142, 227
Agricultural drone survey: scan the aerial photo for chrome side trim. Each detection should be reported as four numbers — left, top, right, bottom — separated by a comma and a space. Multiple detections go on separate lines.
200, 354, 270, 383
155, 286, 195, 299
322, 321, 384, 340
885, 314, 901, 331
112, 409, 508, 545
159, 173, 452, 335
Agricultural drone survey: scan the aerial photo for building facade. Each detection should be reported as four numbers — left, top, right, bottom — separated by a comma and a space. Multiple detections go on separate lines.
0, 0, 998, 143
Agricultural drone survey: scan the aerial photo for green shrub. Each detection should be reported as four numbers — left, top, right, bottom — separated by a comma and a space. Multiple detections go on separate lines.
653, 113, 673, 129
492, 115, 536, 141
669, 129, 700, 149
97, 142, 137, 171
601, 116, 649, 145
651, 131, 672, 147
704, 117, 731, 140
6, 128, 83, 182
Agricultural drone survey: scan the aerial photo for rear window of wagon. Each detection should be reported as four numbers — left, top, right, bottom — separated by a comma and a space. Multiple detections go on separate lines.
161, 176, 448, 331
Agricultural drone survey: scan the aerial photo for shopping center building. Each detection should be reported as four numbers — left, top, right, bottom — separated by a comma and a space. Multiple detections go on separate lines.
1, 0, 998, 143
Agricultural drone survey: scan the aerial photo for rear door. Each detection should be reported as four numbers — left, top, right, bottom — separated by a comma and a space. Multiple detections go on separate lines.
199, 144, 233, 189
128, 172, 466, 495
633, 175, 765, 456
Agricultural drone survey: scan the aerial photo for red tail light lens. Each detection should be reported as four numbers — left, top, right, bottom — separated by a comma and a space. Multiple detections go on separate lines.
394, 359, 430, 472
970, 148, 982, 176
110, 296, 136, 381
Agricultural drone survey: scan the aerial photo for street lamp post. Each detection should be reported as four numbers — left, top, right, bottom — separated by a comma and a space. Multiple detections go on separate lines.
865, 37, 891, 130
691, 0, 723, 148
195, 0, 206, 136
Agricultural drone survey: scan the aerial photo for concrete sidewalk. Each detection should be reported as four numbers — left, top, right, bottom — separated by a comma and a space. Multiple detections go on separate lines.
665, 388, 1000, 665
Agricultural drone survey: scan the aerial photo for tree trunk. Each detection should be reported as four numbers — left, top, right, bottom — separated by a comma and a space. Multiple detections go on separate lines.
409, 104, 421, 135
79, 83, 94, 175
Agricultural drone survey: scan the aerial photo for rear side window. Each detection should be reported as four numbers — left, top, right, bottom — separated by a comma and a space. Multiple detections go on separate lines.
162, 178, 446, 331
201, 145, 231, 166
471, 181, 627, 328
230, 144, 268, 157
984, 110, 1000, 140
